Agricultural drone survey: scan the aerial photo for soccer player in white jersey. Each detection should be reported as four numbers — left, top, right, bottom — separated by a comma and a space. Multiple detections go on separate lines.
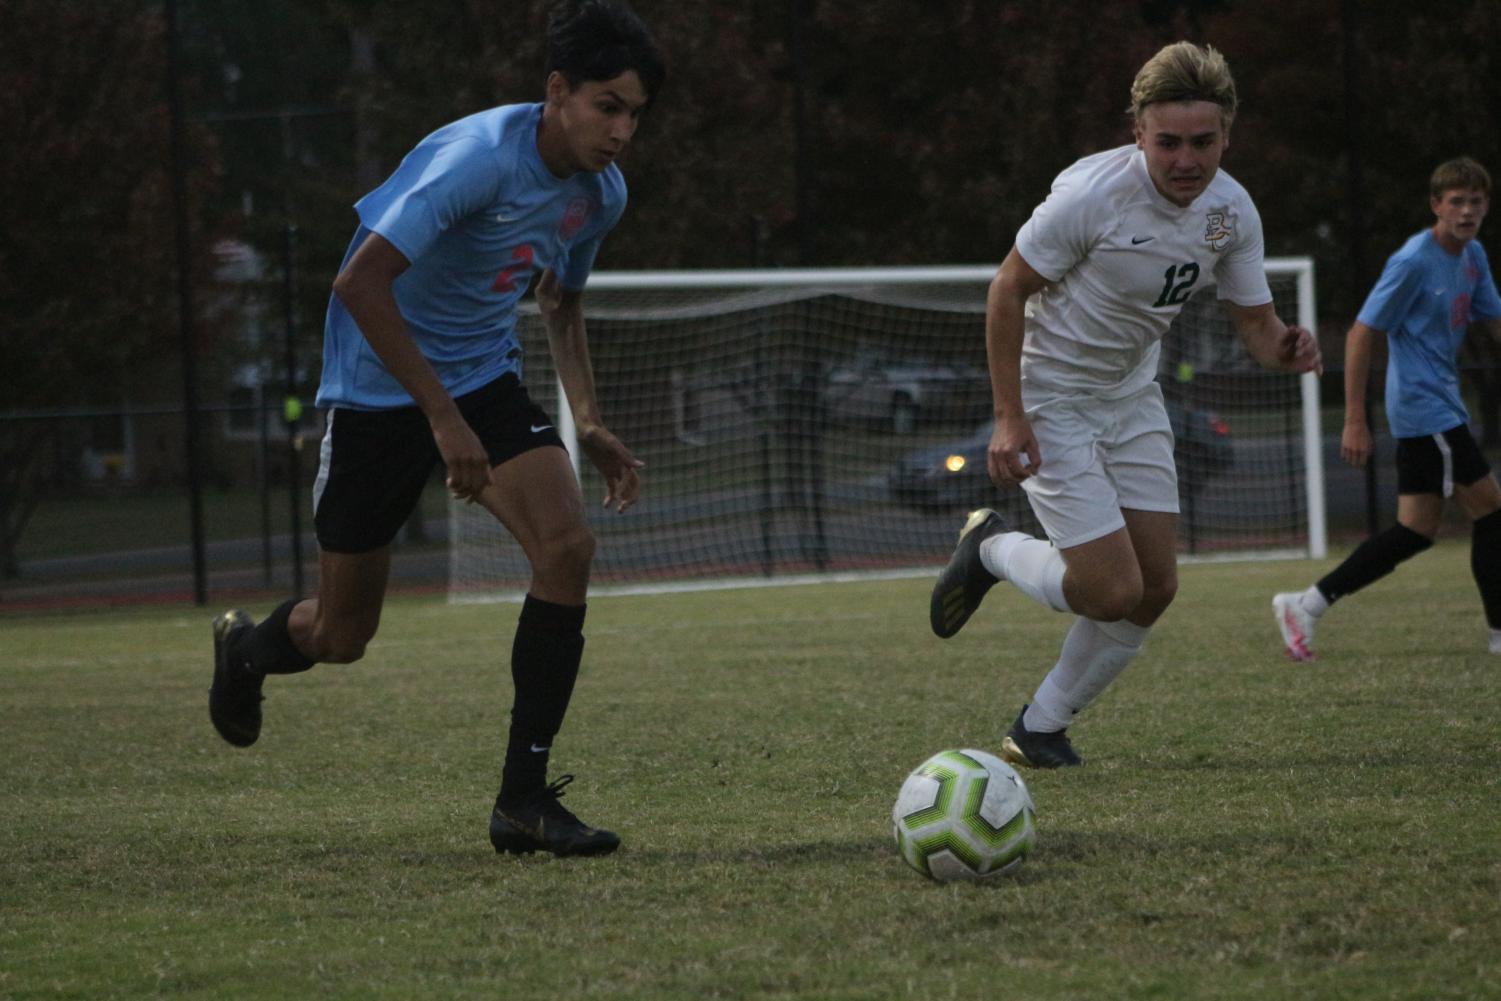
1273, 158, 1501, 660
930, 41, 1322, 768
206, 0, 664, 857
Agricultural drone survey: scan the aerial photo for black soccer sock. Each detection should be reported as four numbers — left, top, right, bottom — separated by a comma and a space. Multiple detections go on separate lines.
236, 599, 316, 676
499, 595, 585, 805
1316, 523, 1433, 604
1472, 508, 1501, 629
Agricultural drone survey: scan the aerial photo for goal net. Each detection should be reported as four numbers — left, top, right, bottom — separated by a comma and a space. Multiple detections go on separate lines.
449, 261, 1323, 602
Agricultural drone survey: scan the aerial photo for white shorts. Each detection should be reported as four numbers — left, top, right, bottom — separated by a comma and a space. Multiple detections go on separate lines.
1020, 382, 1179, 549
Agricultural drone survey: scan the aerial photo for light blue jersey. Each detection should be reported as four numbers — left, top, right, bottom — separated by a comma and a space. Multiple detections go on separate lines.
1357, 230, 1501, 438
317, 103, 627, 409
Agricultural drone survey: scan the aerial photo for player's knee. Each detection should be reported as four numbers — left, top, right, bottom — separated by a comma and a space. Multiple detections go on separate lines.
1078, 576, 1144, 622
536, 522, 597, 581
561, 522, 597, 573
1094, 592, 1142, 623
322, 640, 369, 664
312, 619, 377, 664
1398, 514, 1441, 539
1140, 574, 1178, 616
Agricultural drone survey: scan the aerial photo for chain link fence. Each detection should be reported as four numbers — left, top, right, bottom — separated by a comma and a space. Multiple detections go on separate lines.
4, 358, 1500, 611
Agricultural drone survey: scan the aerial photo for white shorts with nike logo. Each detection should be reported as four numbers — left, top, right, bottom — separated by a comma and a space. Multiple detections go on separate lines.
1019, 382, 1178, 549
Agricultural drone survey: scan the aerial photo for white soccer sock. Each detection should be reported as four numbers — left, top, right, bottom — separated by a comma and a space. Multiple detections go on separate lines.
977, 532, 1014, 579
1299, 585, 1329, 618
1024, 617, 1150, 732
979, 532, 1070, 612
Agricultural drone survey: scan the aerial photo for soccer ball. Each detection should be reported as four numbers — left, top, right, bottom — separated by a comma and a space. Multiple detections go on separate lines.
892, 748, 1036, 882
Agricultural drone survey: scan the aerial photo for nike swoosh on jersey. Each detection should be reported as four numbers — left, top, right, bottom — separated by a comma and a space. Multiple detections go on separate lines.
530, 424, 553, 434
1131, 236, 1155, 245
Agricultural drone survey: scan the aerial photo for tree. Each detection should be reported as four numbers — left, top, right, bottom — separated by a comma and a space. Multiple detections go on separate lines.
9, 0, 1501, 582
0, 0, 219, 576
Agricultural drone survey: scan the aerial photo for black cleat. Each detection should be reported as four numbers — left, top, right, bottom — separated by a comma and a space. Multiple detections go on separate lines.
490, 775, 621, 858
209, 609, 263, 748
1000, 704, 1083, 768
930, 508, 1007, 638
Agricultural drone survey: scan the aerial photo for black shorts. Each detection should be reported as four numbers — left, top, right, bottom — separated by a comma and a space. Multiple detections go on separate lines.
313, 373, 565, 553
1394, 424, 1491, 497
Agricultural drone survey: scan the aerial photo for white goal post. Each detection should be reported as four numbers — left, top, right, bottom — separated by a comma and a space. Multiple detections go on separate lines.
449, 260, 1324, 603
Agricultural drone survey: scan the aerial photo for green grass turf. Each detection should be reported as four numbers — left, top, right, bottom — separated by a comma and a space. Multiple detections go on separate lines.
2, 542, 1498, 1000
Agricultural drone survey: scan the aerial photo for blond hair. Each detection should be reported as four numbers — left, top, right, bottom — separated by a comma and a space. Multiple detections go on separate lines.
1129, 42, 1237, 130
1430, 157, 1491, 199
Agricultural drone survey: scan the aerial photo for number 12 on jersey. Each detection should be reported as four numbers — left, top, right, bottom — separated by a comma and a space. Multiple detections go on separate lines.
1153, 262, 1200, 307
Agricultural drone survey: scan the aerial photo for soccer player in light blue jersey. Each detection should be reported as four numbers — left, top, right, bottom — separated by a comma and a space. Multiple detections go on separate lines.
207, 0, 665, 858
1274, 158, 1501, 660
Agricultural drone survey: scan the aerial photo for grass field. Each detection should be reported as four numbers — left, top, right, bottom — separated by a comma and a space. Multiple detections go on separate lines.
3, 543, 1499, 1000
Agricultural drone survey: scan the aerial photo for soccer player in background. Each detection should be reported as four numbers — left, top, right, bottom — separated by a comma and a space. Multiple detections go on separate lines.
1273, 158, 1501, 660
930, 41, 1322, 767
206, 0, 665, 857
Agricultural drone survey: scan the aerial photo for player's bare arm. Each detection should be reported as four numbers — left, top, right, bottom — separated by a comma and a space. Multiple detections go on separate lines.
331, 232, 492, 501
984, 247, 1049, 487
1226, 300, 1322, 375
536, 268, 644, 512
1338, 321, 1380, 468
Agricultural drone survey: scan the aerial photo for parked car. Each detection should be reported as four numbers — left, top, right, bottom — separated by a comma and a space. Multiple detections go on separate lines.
823, 356, 989, 434
887, 398, 1234, 512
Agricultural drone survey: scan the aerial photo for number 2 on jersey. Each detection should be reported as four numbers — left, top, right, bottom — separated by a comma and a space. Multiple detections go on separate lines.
491, 245, 535, 293
1153, 262, 1200, 307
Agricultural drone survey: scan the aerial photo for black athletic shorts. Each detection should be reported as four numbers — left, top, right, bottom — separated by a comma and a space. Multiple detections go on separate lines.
313, 373, 565, 553
1394, 424, 1491, 497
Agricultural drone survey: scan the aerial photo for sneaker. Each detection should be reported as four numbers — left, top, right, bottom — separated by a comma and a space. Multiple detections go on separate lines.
930, 508, 1007, 638
489, 775, 621, 857
1488, 632, 1501, 655
1272, 592, 1317, 662
1000, 704, 1083, 768
209, 609, 264, 747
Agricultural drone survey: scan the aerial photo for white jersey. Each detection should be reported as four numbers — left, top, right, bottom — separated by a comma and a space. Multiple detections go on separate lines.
1014, 145, 1272, 400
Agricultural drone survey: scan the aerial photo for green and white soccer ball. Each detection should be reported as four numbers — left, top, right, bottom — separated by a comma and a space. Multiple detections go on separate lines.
892, 748, 1036, 882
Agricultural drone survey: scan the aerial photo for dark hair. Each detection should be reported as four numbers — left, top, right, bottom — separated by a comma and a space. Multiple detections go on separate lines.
546, 0, 665, 105
1430, 157, 1491, 199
